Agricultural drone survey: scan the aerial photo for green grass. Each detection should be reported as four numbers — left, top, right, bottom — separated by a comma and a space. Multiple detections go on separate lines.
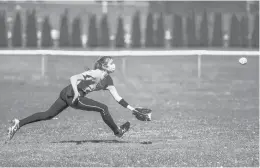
0, 55, 259, 167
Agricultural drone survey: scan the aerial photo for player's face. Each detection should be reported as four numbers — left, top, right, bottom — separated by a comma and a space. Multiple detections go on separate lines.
104, 59, 116, 73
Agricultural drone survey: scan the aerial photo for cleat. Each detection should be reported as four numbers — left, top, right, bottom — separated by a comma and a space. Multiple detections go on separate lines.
115, 121, 130, 138
7, 119, 20, 141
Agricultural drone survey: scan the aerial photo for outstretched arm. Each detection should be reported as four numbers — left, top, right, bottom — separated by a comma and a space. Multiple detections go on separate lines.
106, 85, 135, 112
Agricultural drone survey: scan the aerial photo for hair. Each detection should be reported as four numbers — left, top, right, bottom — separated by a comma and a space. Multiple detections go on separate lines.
93, 56, 112, 70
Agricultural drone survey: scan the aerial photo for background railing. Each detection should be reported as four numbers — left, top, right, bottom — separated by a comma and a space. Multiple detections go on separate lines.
0, 49, 258, 83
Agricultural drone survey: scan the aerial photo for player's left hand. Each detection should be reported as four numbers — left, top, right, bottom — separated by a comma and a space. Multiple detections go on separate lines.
132, 107, 152, 121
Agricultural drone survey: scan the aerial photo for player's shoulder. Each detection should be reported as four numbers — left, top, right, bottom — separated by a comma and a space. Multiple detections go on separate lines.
106, 74, 113, 80
105, 75, 113, 86
81, 70, 102, 79
81, 70, 95, 80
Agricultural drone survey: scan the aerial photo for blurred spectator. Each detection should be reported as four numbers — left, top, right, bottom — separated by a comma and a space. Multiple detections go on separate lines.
51, 29, 59, 47
199, 10, 209, 47
145, 12, 154, 48
12, 10, 22, 47
186, 11, 197, 48
155, 12, 165, 48
211, 12, 223, 47
59, 9, 70, 48
26, 9, 37, 48
240, 16, 249, 48
229, 14, 241, 47
88, 14, 98, 48
251, 14, 259, 49
115, 15, 125, 48
71, 16, 82, 48
0, 11, 8, 48
131, 11, 141, 48
99, 14, 110, 48
171, 14, 183, 48
41, 16, 53, 48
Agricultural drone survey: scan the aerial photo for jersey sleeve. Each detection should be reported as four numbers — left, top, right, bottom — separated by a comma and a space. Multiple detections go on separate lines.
77, 71, 95, 92
103, 75, 114, 90
81, 71, 93, 80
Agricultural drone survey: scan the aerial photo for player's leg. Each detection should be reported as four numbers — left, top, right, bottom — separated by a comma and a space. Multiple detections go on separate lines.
73, 97, 130, 137
19, 97, 68, 127
8, 97, 68, 140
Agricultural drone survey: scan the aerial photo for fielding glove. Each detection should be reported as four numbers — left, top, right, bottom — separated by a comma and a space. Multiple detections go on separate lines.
132, 107, 152, 121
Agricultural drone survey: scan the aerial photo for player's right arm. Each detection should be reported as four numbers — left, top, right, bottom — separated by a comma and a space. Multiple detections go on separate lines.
70, 73, 85, 103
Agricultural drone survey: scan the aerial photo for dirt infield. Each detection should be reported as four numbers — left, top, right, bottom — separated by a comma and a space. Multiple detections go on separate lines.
0, 55, 258, 167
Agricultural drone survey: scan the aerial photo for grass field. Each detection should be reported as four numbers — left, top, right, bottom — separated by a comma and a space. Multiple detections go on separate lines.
0, 55, 259, 167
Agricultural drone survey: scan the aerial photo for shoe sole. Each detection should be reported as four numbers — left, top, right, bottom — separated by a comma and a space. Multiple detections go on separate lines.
7, 119, 19, 141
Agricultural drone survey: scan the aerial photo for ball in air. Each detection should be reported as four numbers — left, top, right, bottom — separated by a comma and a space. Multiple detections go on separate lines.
239, 57, 247, 65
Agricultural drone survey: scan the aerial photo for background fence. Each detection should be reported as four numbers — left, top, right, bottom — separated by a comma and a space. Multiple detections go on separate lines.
0, 1, 259, 50
0, 49, 258, 82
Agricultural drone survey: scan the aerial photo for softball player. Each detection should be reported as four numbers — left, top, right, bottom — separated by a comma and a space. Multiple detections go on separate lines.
8, 56, 136, 140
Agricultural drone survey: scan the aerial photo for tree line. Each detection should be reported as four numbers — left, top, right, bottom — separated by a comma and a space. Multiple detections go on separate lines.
0, 9, 259, 49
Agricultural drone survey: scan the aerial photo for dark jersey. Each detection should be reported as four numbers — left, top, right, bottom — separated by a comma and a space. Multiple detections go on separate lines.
78, 73, 113, 92
63, 70, 114, 98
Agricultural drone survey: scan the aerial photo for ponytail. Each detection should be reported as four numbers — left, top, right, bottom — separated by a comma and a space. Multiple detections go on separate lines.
93, 61, 102, 70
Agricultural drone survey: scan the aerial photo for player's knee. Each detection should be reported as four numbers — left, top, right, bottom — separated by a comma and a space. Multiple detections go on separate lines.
45, 115, 53, 120
99, 104, 109, 115
103, 104, 108, 112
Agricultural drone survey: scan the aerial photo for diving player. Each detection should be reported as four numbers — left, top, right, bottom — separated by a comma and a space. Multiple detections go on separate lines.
7, 56, 136, 141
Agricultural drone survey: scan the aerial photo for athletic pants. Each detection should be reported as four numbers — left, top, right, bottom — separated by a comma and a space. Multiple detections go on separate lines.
19, 87, 119, 134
